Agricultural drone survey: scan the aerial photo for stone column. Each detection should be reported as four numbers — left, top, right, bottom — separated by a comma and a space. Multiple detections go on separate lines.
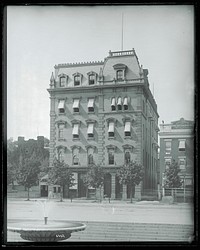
135, 183, 142, 200
111, 173, 116, 199
122, 184, 127, 200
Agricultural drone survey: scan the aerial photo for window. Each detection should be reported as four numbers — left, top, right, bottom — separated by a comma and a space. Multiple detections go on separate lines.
117, 97, 122, 110
116, 70, 123, 80
53, 187, 56, 193
165, 141, 171, 154
58, 128, 63, 139
108, 151, 114, 165
73, 99, 80, 113
74, 75, 80, 86
60, 76, 66, 87
111, 97, 116, 111
125, 151, 131, 165
123, 97, 128, 110
87, 123, 94, 139
124, 121, 131, 137
88, 98, 94, 112
179, 140, 186, 152
72, 124, 79, 139
89, 74, 95, 85
58, 151, 63, 162
165, 159, 171, 169
58, 187, 61, 193
73, 155, 79, 165
58, 100, 65, 114
179, 159, 186, 169
88, 154, 94, 165
108, 122, 115, 138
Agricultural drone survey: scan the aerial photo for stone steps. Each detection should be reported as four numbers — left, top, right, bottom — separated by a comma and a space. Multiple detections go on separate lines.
67, 221, 193, 242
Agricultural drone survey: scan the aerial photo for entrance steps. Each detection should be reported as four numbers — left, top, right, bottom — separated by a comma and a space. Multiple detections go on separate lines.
67, 221, 194, 242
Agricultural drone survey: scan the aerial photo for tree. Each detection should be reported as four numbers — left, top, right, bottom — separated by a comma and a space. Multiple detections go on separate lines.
163, 160, 183, 189
16, 157, 41, 200
83, 164, 104, 202
48, 159, 75, 202
116, 161, 145, 203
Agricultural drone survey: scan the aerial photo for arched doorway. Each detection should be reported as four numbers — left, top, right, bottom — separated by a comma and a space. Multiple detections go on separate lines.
104, 173, 111, 198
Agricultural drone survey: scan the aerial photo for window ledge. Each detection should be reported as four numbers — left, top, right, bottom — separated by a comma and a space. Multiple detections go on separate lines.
58, 138, 66, 141
73, 112, 80, 115
58, 113, 65, 115
88, 112, 95, 114
72, 138, 80, 141
108, 137, 115, 140
124, 136, 132, 139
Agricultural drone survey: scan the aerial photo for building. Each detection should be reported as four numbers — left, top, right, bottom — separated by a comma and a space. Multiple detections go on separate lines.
159, 118, 194, 194
47, 49, 159, 200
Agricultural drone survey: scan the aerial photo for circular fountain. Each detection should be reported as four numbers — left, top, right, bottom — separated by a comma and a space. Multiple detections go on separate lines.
7, 199, 86, 242
8, 219, 86, 242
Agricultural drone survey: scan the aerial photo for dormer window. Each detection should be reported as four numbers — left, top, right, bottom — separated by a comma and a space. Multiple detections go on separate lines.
74, 75, 80, 86
60, 77, 65, 87
116, 70, 123, 80
73, 73, 82, 86
89, 74, 95, 85
113, 63, 126, 81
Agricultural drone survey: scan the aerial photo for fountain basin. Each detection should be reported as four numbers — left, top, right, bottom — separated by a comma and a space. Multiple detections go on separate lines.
8, 220, 86, 242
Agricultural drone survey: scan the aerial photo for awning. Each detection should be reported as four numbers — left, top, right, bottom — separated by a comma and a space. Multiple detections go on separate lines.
108, 122, 114, 132
111, 98, 115, 106
123, 97, 128, 106
87, 123, 94, 134
58, 100, 65, 109
73, 99, 80, 108
117, 97, 122, 106
179, 140, 185, 149
72, 124, 79, 135
88, 98, 94, 108
124, 121, 131, 132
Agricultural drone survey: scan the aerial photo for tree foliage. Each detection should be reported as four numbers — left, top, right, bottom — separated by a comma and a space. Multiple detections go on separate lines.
116, 161, 144, 202
48, 159, 75, 201
16, 157, 41, 200
163, 160, 183, 188
83, 164, 104, 202
83, 164, 104, 189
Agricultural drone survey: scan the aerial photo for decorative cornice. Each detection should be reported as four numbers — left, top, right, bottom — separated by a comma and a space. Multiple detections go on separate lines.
106, 144, 117, 152
71, 119, 81, 125
85, 145, 97, 150
70, 145, 81, 151
122, 144, 134, 151
55, 61, 104, 69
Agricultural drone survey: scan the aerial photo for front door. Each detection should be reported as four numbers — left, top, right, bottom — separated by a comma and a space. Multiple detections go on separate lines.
78, 173, 87, 198
40, 185, 48, 197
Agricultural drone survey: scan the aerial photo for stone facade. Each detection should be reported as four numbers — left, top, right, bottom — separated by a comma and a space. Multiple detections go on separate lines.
47, 49, 159, 200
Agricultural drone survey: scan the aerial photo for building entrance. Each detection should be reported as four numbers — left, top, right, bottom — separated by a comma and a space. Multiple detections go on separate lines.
78, 173, 87, 198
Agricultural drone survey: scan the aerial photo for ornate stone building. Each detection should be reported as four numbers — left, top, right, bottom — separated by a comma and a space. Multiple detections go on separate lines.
47, 49, 159, 200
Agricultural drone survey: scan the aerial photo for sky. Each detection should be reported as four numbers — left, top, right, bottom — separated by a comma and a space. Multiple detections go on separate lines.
6, 5, 194, 141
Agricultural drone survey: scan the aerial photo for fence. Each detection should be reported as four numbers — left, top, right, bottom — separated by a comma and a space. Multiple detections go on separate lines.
163, 188, 193, 203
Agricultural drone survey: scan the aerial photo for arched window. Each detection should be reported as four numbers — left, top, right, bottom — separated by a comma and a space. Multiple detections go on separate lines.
58, 151, 63, 162
89, 74, 95, 85
88, 154, 94, 165
60, 76, 66, 87
74, 75, 80, 86
125, 151, 131, 165
73, 155, 79, 165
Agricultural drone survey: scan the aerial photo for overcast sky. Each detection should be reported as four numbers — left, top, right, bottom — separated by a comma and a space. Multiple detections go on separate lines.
7, 5, 194, 141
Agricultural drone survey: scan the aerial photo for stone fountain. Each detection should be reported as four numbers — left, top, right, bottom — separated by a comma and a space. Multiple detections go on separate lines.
7, 198, 86, 242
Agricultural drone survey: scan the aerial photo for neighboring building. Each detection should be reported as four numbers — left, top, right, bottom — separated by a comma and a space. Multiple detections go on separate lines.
159, 118, 194, 191
8, 136, 49, 198
47, 49, 159, 200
